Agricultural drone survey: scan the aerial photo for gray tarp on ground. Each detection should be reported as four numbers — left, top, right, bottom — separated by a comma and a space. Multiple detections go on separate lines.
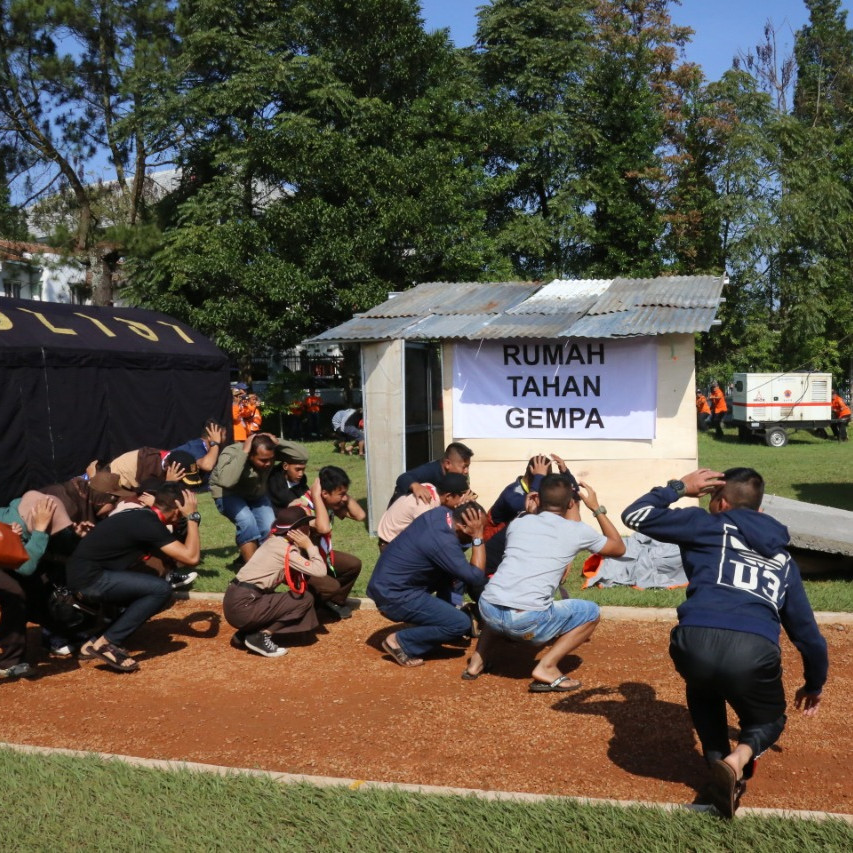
583, 533, 687, 589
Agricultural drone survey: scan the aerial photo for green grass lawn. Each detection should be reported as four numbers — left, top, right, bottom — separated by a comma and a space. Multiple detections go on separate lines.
197, 431, 853, 611
1, 750, 851, 852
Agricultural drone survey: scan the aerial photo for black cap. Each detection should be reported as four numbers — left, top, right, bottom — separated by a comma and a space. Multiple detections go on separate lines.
437, 473, 469, 495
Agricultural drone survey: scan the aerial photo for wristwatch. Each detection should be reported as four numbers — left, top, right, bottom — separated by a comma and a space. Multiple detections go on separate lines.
471, 537, 484, 547
187, 511, 202, 524
208, 441, 220, 447
591, 506, 607, 518
667, 479, 686, 498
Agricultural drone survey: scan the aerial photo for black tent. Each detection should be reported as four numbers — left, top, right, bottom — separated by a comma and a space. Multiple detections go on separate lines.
0, 297, 230, 503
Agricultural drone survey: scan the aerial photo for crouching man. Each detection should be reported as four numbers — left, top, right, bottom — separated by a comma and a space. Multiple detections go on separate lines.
224, 507, 327, 658
367, 502, 487, 667
464, 472, 625, 692
621, 467, 828, 818
67, 483, 201, 673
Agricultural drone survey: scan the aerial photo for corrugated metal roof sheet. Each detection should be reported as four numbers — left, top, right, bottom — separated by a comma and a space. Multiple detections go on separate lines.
305, 276, 725, 343
359, 281, 538, 317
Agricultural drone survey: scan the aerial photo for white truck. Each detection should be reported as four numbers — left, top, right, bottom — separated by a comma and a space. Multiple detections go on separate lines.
729, 371, 834, 447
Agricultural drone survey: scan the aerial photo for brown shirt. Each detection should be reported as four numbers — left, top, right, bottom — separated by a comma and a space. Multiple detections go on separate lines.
235, 535, 327, 591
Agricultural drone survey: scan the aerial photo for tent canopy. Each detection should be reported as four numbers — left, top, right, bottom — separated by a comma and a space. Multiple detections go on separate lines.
0, 297, 230, 503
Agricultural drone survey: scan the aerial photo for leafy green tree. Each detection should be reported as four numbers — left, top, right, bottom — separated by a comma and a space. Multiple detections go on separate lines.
0, 146, 27, 239
474, 0, 594, 279
575, 0, 692, 277
129, 0, 505, 365
0, 0, 178, 303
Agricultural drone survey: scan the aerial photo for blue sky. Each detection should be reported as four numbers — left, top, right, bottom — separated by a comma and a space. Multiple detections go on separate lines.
420, 0, 853, 83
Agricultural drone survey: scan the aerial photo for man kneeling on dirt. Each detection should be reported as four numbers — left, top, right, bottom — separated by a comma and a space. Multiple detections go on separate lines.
66, 483, 201, 673
367, 502, 487, 667
622, 467, 828, 818
463, 472, 624, 692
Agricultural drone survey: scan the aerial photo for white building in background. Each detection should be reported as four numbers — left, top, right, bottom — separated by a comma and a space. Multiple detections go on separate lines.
0, 239, 88, 303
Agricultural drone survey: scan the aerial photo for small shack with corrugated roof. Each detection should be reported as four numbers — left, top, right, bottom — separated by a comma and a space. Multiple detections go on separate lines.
307, 276, 726, 532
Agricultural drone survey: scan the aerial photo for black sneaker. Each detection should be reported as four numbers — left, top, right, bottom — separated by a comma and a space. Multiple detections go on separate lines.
244, 632, 288, 658
324, 601, 353, 619
230, 631, 246, 650
167, 571, 198, 590
0, 662, 35, 679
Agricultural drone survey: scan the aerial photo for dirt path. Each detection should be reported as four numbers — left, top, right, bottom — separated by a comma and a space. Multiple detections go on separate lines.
2, 600, 850, 815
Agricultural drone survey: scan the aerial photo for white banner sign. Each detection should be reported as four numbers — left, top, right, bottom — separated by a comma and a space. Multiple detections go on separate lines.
452, 339, 657, 439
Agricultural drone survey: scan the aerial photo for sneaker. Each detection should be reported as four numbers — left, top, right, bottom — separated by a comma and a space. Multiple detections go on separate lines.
42, 629, 76, 658
167, 571, 198, 590
244, 632, 288, 658
230, 631, 246, 650
324, 601, 353, 620
0, 662, 35, 679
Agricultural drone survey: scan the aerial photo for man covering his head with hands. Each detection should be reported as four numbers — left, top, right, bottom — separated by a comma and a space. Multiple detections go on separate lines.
622, 467, 828, 818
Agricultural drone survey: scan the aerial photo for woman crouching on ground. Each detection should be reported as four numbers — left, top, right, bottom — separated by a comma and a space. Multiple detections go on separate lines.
224, 506, 327, 657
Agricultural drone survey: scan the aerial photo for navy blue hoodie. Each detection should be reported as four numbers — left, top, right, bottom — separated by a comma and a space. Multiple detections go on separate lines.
622, 484, 828, 693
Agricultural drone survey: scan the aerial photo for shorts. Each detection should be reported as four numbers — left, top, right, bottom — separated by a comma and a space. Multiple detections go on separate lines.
479, 597, 600, 645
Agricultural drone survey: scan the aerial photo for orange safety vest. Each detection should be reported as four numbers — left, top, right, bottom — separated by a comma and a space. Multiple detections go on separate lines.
232, 401, 248, 441
710, 387, 727, 413
696, 394, 711, 416
832, 394, 851, 419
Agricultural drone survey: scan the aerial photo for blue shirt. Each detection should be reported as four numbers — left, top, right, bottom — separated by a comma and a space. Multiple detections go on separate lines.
367, 507, 484, 604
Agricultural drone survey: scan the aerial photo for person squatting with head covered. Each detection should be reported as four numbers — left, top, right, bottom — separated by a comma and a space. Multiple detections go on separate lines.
224, 506, 327, 658
622, 467, 828, 818
367, 501, 488, 668
463, 471, 625, 692
209, 432, 309, 567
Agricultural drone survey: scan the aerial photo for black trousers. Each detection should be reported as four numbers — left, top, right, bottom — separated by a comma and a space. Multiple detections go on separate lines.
669, 625, 787, 772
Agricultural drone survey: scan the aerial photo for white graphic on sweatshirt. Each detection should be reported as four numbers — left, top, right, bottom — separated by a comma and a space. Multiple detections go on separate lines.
717, 524, 789, 610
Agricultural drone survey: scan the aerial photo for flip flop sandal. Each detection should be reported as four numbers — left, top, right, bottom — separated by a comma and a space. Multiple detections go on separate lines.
461, 663, 491, 680
528, 675, 582, 693
710, 760, 738, 818
381, 638, 424, 668
80, 641, 139, 673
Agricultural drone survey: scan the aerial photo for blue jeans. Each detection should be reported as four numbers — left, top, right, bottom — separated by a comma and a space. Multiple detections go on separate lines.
479, 597, 600, 645
215, 494, 275, 546
78, 571, 172, 645
376, 590, 472, 657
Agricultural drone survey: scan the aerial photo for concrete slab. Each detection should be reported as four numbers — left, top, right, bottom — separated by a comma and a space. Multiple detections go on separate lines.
761, 494, 853, 557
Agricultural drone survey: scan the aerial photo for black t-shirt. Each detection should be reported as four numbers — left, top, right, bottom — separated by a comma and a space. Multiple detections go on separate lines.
67, 508, 177, 590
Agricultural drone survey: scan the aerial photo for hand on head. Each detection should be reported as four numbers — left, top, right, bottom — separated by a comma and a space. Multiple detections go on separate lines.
286, 528, 312, 550
29, 497, 57, 532
680, 468, 726, 497
177, 489, 198, 517
206, 424, 226, 445
529, 454, 551, 476
550, 453, 568, 473
165, 461, 186, 482
458, 505, 485, 539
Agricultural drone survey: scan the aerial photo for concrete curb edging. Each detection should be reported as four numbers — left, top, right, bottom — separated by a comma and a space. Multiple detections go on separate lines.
1, 742, 850, 824
180, 592, 853, 626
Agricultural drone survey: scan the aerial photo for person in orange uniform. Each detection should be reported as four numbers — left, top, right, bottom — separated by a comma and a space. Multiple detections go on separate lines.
709, 381, 727, 438
696, 390, 711, 432
303, 388, 322, 437
244, 394, 263, 435
830, 388, 851, 442
232, 384, 249, 441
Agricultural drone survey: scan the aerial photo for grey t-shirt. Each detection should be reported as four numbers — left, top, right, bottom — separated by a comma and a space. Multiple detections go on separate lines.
481, 512, 607, 611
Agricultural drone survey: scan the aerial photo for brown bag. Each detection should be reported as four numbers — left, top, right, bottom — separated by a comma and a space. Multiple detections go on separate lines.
0, 521, 30, 569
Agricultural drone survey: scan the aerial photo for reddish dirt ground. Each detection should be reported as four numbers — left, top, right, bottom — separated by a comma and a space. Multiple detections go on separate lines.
1, 599, 850, 815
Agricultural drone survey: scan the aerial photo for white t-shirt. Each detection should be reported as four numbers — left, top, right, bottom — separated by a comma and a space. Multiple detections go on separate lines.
481, 511, 607, 611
